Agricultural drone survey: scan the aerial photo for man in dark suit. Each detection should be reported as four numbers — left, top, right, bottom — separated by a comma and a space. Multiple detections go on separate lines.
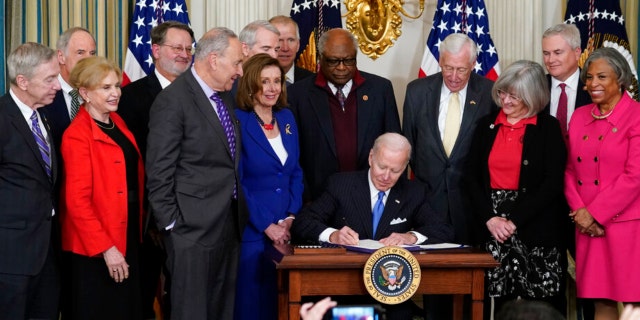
403, 33, 496, 319
117, 20, 194, 320
403, 33, 496, 245
40, 27, 96, 150
0, 42, 61, 319
542, 23, 591, 135
146, 27, 248, 320
288, 28, 401, 201
292, 133, 453, 320
269, 15, 314, 85
542, 23, 592, 320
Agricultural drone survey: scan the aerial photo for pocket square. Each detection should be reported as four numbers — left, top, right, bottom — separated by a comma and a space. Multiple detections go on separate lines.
390, 217, 407, 225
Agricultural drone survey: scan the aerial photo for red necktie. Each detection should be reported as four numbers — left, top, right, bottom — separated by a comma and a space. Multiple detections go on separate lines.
557, 83, 568, 138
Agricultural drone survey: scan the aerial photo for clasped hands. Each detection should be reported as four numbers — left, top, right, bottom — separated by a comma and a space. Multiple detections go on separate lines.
486, 216, 516, 243
265, 218, 294, 245
329, 226, 417, 246
570, 208, 605, 237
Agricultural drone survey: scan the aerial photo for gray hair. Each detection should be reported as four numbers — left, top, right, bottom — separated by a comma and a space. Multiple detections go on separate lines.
56, 27, 95, 54
580, 47, 633, 91
317, 28, 357, 56
542, 23, 581, 50
439, 33, 478, 64
7, 42, 56, 85
268, 15, 300, 40
371, 132, 412, 164
239, 20, 280, 48
492, 60, 549, 117
194, 27, 237, 61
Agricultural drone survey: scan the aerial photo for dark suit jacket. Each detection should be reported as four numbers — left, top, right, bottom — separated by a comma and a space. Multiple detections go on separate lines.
291, 171, 454, 244
293, 66, 314, 83
402, 72, 496, 244
117, 72, 162, 159
464, 111, 568, 247
0, 93, 58, 275
543, 74, 592, 115
146, 70, 248, 246
287, 71, 401, 200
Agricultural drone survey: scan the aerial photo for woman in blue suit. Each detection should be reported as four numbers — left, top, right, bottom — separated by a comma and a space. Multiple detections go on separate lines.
234, 53, 304, 320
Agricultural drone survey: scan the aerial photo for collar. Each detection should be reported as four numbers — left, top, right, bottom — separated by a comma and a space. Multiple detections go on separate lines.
154, 69, 172, 89
9, 88, 38, 121
314, 68, 366, 93
58, 74, 73, 94
191, 67, 216, 99
551, 68, 580, 91
494, 109, 537, 128
585, 92, 632, 126
439, 81, 469, 102
285, 67, 295, 84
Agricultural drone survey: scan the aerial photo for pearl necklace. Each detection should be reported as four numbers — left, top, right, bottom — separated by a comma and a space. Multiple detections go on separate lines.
591, 105, 616, 120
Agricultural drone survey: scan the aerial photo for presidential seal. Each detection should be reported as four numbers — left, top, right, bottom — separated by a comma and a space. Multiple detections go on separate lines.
363, 246, 420, 304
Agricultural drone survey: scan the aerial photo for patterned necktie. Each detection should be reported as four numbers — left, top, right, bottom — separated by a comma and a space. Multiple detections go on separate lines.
30, 111, 52, 178
69, 89, 81, 119
210, 92, 236, 160
443, 92, 461, 157
372, 191, 385, 236
557, 83, 568, 138
335, 85, 346, 112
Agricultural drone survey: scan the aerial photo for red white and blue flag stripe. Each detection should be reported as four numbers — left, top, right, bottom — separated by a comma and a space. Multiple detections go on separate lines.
419, 0, 499, 80
122, 0, 191, 86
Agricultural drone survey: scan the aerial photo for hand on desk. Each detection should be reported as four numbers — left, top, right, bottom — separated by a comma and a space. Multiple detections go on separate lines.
329, 226, 359, 245
300, 297, 337, 320
379, 232, 417, 246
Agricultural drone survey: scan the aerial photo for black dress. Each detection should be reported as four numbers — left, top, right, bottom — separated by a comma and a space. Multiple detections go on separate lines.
69, 119, 142, 319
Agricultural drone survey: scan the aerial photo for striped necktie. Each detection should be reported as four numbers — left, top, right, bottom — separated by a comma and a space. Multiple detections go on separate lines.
70, 89, 81, 119
30, 111, 52, 178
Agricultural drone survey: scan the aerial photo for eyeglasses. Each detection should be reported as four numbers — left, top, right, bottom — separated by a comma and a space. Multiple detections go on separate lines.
497, 90, 523, 102
161, 44, 194, 55
323, 57, 357, 67
441, 65, 470, 75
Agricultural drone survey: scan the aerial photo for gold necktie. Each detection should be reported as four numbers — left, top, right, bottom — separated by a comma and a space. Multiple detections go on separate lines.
443, 92, 460, 157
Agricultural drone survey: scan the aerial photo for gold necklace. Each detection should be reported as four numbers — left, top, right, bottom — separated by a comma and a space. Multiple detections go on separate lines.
94, 118, 115, 130
591, 105, 616, 120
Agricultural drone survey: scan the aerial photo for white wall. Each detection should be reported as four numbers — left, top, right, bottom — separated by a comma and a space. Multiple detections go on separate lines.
188, 0, 564, 117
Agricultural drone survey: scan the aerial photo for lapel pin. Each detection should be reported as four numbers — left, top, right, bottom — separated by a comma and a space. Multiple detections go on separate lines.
285, 124, 292, 135
470, 100, 476, 105
363, 95, 369, 101
489, 124, 495, 129
395, 199, 400, 204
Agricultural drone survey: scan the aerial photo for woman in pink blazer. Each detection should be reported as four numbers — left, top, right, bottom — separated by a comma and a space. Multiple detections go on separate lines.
565, 48, 640, 319
61, 56, 144, 319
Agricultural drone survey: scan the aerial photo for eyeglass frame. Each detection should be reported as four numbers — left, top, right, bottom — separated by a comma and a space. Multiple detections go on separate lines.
441, 65, 471, 75
496, 89, 523, 102
160, 43, 195, 55
322, 57, 357, 67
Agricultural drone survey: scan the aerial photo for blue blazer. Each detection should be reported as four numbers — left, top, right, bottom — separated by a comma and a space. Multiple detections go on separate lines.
237, 108, 304, 241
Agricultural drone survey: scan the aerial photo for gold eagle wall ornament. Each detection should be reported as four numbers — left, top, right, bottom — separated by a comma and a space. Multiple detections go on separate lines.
345, 0, 424, 60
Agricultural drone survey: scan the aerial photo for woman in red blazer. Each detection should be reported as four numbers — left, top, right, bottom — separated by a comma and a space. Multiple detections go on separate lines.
61, 56, 144, 319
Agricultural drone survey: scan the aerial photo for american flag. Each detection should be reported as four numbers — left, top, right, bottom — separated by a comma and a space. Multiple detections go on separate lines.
290, 0, 342, 73
419, 0, 499, 80
122, 0, 191, 86
565, 0, 638, 100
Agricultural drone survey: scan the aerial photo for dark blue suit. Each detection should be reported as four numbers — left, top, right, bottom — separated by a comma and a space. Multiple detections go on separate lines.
234, 108, 303, 320
40, 91, 71, 154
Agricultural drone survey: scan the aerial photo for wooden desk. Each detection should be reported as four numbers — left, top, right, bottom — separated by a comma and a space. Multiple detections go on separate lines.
272, 246, 499, 320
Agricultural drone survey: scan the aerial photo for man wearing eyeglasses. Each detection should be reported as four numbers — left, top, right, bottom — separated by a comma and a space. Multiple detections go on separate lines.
117, 20, 195, 320
287, 28, 401, 202
403, 33, 496, 318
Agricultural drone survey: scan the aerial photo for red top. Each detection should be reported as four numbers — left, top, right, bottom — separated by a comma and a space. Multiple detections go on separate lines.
489, 111, 537, 189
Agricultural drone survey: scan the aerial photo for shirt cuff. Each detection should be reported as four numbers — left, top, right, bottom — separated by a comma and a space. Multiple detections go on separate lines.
319, 228, 339, 243
165, 220, 176, 230
409, 231, 427, 244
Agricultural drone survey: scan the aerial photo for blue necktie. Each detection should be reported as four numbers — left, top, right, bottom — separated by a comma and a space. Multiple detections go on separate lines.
372, 191, 385, 236
30, 111, 52, 178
